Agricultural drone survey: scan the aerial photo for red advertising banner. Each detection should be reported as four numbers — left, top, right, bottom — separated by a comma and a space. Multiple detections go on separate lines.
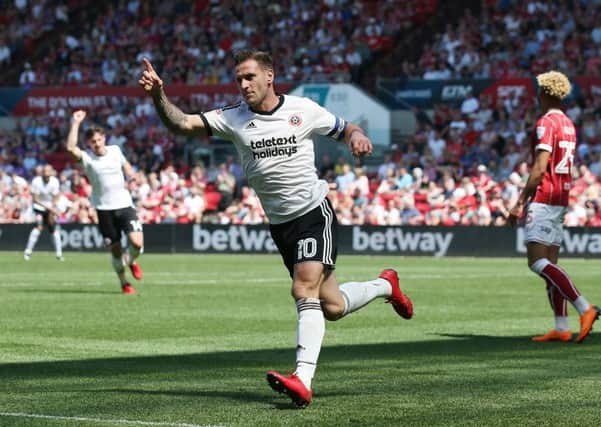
9, 83, 293, 115
573, 77, 601, 97
479, 78, 536, 105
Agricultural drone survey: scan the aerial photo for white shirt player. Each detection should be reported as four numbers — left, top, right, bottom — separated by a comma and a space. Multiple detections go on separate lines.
80, 145, 133, 210
202, 94, 346, 224
31, 175, 59, 212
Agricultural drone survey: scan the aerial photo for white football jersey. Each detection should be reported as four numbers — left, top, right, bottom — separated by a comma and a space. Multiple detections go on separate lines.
80, 145, 133, 210
202, 94, 346, 224
31, 175, 59, 211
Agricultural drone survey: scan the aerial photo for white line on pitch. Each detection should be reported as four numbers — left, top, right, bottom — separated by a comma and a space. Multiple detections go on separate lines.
0, 412, 221, 427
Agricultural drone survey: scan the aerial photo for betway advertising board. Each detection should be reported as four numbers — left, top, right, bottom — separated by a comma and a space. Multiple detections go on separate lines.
1, 224, 600, 257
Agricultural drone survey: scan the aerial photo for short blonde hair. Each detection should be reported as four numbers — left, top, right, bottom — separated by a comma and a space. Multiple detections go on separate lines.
536, 71, 571, 100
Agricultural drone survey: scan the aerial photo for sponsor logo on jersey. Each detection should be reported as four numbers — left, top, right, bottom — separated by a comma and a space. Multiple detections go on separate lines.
288, 114, 302, 127
250, 135, 298, 159
563, 126, 575, 135
536, 126, 545, 139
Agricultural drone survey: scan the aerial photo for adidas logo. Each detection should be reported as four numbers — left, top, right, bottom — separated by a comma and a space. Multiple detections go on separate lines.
245, 121, 257, 129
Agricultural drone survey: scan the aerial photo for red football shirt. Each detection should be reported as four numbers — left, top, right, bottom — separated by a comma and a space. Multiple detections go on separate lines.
531, 109, 576, 206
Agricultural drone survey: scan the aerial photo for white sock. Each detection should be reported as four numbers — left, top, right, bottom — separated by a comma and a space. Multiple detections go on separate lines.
294, 298, 324, 390
127, 245, 142, 265
574, 296, 590, 315
25, 228, 41, 253
112, 256, 127, 285
53, 229, 62, 257
339, 278, 391, 316
555, 316, 569, 331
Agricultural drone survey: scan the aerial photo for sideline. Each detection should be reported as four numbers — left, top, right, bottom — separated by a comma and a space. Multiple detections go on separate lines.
0, 412, 222, 427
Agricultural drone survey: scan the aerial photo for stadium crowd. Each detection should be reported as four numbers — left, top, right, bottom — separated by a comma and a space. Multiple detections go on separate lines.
6, 0, 436, 87
2, 0, 601, 227
2, 83, 601, 227
397, 0, 601, 80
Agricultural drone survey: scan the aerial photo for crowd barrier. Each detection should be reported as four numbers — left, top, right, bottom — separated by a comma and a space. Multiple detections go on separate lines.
1, 224, 600, 257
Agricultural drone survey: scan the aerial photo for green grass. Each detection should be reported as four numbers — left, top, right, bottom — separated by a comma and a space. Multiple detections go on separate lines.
1, 252, 601, 426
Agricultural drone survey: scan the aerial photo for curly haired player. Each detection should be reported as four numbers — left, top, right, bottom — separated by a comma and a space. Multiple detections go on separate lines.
509, 71, 599, 343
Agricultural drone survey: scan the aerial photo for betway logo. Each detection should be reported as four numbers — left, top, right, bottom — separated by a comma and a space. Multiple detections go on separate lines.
516, 228, 601, 254
59, 226, 106, 249
352, 226, 453, 256
193, 225, 277, 252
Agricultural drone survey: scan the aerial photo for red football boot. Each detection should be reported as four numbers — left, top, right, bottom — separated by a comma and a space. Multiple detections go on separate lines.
266, 371, 312, 408
129, 262, 143, 281
380, 269, 413, 319
122, 283, 136, 295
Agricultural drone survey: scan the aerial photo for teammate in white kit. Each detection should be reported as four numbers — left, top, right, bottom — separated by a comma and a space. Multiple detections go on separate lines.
24, 164, 64, 261
140, 50, 414, 407
65, 110, 144, 295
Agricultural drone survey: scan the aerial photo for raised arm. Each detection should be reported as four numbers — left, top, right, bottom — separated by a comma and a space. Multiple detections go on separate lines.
66, 110, 86, 161
139, 58, 208, 137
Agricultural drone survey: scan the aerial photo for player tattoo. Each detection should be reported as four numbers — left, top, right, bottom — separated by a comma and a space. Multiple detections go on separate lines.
152, 90, 190, 134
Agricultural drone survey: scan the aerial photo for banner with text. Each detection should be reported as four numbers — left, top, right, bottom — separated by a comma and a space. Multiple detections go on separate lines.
0, 83, 293, 116
1, 224, 600, 258
376, 77, 600, 109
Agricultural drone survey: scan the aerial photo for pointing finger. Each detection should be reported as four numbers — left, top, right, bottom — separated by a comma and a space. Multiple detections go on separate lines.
142, 57, 154, 72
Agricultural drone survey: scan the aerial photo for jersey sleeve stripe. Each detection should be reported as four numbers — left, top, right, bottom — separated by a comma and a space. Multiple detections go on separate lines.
535, 143, 552, 152
334, 119, 347, 141
326, 116, 340, 137
198, 113, 212, 137
327, 117, 347, 141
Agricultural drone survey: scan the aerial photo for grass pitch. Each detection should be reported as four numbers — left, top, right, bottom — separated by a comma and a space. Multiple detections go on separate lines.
1, 252, 601, 426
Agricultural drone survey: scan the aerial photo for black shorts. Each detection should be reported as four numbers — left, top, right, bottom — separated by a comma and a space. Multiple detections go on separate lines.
269, 198, 338, 278
96, 207, 142, 246
34, 208, 56, 232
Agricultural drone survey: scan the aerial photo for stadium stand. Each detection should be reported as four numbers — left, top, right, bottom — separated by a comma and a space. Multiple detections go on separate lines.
1, 0, 600, 227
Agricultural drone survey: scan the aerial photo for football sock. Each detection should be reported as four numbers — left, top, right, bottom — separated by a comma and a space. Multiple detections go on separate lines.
531, 258, 589, 315
574, 296, 591, 315
111, 256, 127, 286
127, 245, 142, 265
294, 298, 324, 390
339, 278, 391, 316
545, 278, 568, 317
25, 227, 40, 253
52, 229, 63, 257
555, 316, 569, 332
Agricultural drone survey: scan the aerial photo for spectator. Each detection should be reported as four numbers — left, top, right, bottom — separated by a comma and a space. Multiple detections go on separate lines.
19, 62, 36, 86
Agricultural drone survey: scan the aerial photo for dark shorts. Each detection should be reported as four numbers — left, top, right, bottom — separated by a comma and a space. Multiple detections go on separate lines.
34, 208, 55, 232
96, 207, 142, 246
269, 198, 338, 278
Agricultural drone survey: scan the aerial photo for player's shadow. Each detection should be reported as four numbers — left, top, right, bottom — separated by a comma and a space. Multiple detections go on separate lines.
2, 335, 600, 411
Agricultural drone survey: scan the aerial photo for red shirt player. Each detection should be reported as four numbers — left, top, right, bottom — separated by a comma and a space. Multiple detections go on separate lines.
509, 70, 599, 344
531, 109, 575, 207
